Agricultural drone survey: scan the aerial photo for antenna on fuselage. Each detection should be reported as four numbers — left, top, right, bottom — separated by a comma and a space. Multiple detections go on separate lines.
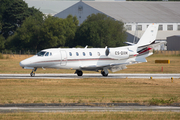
85, 45, 88, 48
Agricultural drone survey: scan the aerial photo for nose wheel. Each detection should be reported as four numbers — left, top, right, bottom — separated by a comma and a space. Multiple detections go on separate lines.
30, 68, 37, 77
30, 72, 35, 77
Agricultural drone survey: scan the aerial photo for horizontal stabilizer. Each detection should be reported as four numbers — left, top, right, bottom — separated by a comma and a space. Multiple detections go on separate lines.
125, 42, 135, 46
135, 58, 147, 62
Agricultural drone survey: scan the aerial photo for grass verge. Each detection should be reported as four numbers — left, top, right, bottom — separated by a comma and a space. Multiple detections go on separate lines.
0, 78, 179, 105
0, 112, 180, 120
149, 97, 178, 105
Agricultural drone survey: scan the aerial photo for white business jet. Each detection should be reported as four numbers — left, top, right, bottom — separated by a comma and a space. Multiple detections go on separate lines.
20, 23, 160, 77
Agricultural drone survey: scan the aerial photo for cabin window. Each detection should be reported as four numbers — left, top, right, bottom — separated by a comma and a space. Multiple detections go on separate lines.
76, 52, 79, 56
50, 52, 52, 56
83, 52, 85, 56
97, 52, 100, 56
69, 52, 72, 56
45, 52, 49, 56
37, 51, 46, 56
89, 52, 92, 56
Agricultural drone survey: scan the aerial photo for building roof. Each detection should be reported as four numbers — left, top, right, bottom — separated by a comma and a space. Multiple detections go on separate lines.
24, 0, 78, 15
84, 1, 180, 23
25, 1, 180, 23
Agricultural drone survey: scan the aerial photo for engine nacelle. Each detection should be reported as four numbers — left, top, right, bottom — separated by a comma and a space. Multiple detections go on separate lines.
105, 48, 129, 60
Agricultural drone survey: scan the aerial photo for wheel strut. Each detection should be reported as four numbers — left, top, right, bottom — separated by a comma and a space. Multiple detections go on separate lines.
30, 68, 37, 77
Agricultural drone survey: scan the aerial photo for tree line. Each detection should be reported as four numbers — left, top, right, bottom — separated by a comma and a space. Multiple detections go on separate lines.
0, 0, 127, 51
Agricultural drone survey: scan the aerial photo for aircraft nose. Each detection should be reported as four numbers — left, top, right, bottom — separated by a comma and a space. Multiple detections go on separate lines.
19, 60, 28, 67
19, 61, 25, 67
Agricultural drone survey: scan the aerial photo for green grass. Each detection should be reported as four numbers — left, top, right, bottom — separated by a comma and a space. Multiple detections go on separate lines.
149, 97, 178, 105
0, 112, 180, 120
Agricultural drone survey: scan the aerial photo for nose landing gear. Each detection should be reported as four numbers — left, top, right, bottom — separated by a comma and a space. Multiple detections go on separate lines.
30, 68, 37, 77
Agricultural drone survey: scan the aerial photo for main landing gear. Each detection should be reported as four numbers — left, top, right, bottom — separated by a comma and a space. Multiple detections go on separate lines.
75, 70, 83, 76
101, 70, 108, 77
75, 69, 109, 77
101, 68, 109, 77
30, 68, 37, 77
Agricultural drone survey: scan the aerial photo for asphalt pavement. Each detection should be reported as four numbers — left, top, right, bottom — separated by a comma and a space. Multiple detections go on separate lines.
0, 73, 180, 79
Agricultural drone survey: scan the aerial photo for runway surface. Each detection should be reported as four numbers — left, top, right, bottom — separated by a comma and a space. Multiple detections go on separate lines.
1, 105, 180, 113
0, 73, 180, 79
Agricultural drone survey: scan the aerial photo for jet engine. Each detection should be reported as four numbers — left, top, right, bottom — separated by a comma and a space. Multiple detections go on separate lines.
105, 48, 129, 59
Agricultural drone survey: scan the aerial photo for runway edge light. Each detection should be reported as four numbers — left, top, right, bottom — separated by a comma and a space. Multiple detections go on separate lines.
171, 77, 173, 83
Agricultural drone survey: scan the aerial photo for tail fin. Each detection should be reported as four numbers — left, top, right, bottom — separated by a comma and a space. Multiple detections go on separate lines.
136, 24, 159, 47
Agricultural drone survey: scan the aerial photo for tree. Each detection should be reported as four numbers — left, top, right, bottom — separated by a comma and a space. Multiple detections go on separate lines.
1, 0, 42, 39
6, 15, 79, 50
39, 15, 66, 49
2, 0, 29, 38
0, 35, 5, 50
38, 15, 78, 49
0, 20, 5, 50
74, 13, 127, 48
64, 15, 79, 47
6, 12, 44, 50
0, 0, 15, 22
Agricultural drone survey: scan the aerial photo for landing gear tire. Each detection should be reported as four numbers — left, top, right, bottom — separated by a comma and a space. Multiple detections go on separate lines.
30, 72, 35, 77
30, 68, 37, 77
101, 71, 108, 77
76, 70, 83, 76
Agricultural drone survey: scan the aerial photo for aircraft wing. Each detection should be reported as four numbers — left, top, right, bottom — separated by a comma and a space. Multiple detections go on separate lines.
80, 63, 129, 72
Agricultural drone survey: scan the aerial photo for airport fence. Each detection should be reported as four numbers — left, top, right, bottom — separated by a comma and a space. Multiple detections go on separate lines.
154, 50, 180, 55
1, 50, 39, 57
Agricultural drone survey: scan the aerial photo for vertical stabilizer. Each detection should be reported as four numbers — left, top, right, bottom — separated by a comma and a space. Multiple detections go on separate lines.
136, 24, 159, 47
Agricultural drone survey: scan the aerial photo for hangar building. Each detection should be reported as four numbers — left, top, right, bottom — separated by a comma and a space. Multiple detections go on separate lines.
25, 0, 180, 50
167, 36, 180, 51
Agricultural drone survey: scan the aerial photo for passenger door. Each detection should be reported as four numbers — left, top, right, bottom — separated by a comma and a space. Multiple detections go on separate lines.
60, 51, 67, 66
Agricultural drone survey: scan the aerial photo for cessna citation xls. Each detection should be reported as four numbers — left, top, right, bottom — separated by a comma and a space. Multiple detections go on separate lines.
20, 24, 160, 77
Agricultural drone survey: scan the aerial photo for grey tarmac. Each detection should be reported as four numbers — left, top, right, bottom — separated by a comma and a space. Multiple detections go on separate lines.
0, 73, 180, 79
1, 105, 180, 113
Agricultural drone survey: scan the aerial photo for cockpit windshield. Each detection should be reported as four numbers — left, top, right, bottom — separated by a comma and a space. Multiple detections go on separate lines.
36, 51, 52, 56
45, 52, 49, 56
37, 51, 46, 56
